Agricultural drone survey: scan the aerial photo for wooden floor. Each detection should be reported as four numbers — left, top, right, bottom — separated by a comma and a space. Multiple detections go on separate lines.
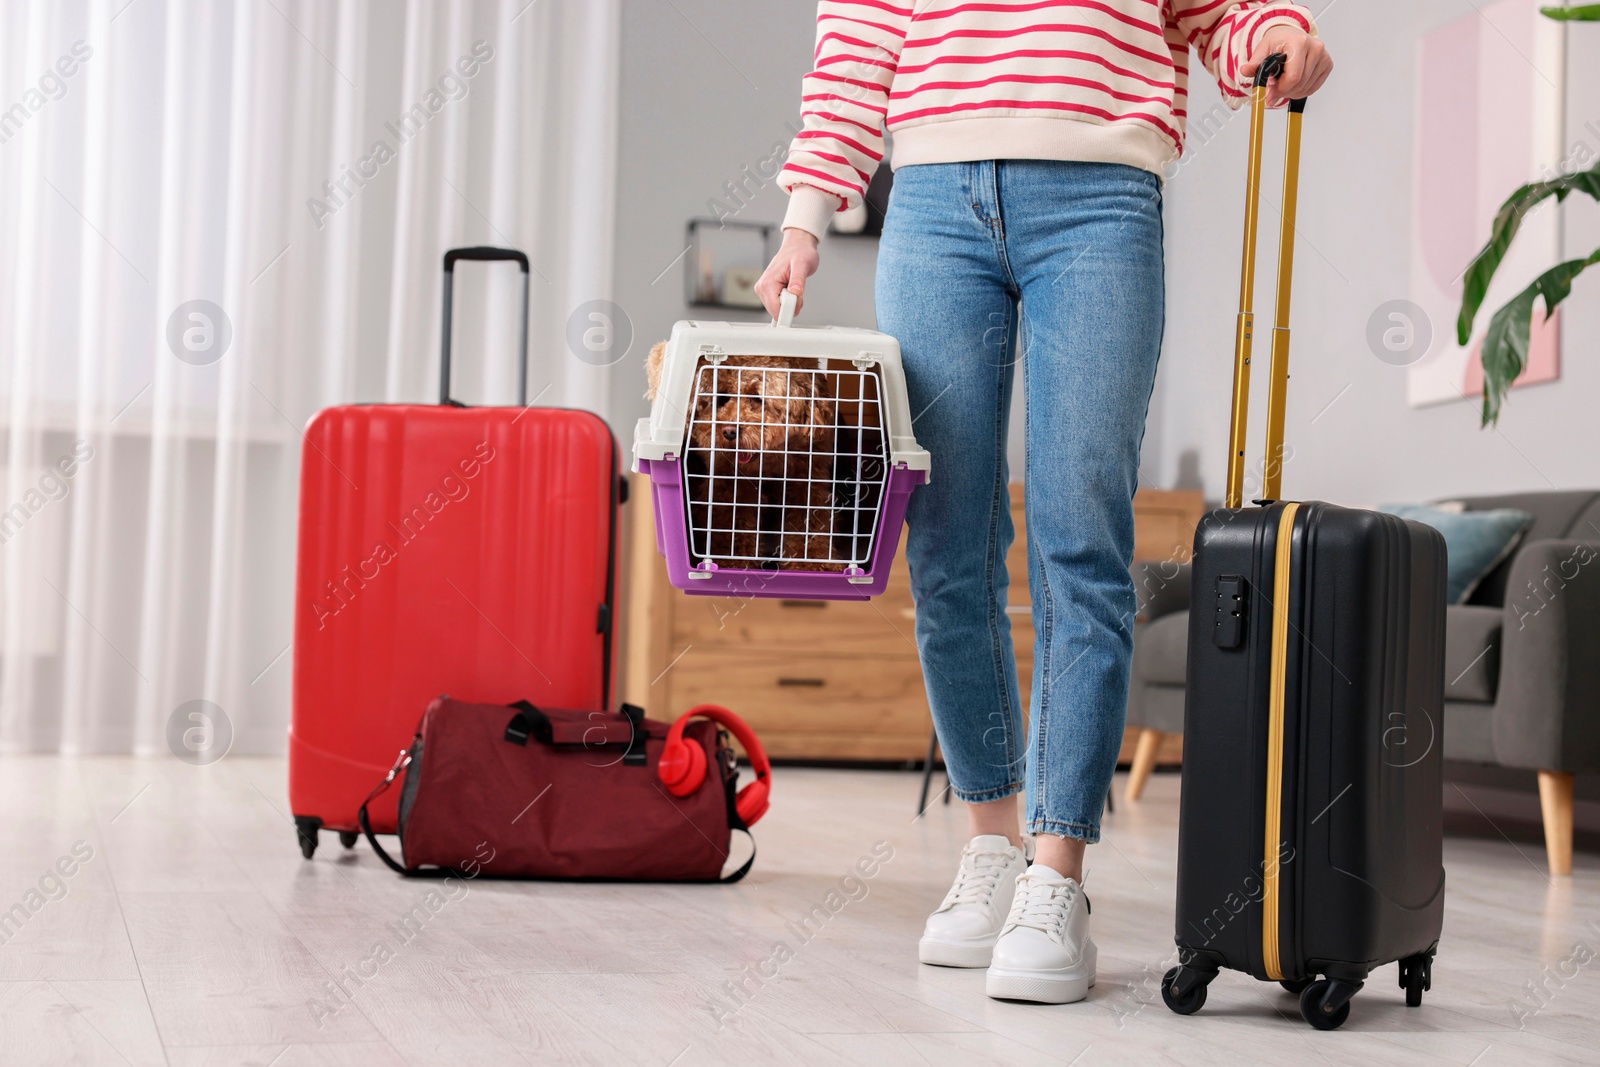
2, 758, 1598, 1066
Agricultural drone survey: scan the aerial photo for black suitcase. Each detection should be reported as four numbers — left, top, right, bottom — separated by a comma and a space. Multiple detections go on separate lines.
1160, 58, 1448, 1031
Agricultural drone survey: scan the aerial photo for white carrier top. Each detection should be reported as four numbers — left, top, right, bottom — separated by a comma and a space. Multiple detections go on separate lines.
631, 293, 931, 479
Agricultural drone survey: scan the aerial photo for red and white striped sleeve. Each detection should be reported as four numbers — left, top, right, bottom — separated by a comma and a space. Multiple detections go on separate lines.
1171, 0, 1316, 108
778, 0, 912, 239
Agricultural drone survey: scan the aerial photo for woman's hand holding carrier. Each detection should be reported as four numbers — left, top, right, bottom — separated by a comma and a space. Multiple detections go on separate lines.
756, 225, 821, 320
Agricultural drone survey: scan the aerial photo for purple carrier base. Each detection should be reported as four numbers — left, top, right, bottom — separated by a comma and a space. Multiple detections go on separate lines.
639, 456, 926, 601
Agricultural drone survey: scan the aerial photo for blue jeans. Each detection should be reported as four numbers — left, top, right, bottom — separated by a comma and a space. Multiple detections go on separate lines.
877, 160, 1165, 844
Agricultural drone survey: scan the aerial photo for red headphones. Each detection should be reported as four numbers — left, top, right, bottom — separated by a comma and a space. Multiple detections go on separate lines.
657, 704, 771, 827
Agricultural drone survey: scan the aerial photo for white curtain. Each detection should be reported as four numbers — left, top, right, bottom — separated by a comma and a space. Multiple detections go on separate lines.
0, 0, 620, 754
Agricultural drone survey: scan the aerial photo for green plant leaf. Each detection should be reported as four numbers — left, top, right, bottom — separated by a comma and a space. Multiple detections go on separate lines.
1457, 164, 1600, 345
1541, 4, 1600, 20
1478, 246, 1600, 425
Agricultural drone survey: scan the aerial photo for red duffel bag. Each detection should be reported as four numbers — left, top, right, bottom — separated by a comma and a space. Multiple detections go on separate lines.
358, 697, 769, 882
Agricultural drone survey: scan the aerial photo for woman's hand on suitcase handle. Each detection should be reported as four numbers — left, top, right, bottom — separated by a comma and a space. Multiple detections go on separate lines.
1242, 27, 1333, 108
757, 228, 820, 320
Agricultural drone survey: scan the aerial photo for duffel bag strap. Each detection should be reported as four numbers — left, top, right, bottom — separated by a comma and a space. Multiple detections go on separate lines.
358, 742, 463, 879
505, 701, 646, 760
720, 828, 756, 884
717, 748, 756, 884
504, 701, 552, 745
358, 746, 414, 875
620, 703, 648, 766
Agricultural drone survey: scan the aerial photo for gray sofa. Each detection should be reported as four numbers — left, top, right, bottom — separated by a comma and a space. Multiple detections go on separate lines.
1123, 491, 1600, 875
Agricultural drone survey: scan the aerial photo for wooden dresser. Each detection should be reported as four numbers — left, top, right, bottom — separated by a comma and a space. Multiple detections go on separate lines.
620, 475, 1202, 764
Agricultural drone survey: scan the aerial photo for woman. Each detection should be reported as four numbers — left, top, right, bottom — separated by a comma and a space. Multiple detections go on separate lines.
755, 1, 1332, 1005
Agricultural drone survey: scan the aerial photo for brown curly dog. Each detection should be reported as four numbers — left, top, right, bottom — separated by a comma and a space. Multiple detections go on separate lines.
646, 342, 843, 571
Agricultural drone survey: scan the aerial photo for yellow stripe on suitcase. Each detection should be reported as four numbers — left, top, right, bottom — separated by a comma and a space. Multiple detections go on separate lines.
1262, 501, 1300, 981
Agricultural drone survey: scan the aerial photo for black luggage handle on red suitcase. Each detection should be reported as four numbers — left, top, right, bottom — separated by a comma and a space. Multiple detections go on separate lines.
440, 246, 532, 407
1224, 53, 1305, 510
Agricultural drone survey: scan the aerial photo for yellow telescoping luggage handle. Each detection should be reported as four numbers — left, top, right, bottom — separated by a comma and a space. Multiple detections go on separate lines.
1225, 53, 1308, 985
1224, 54, 1306, 511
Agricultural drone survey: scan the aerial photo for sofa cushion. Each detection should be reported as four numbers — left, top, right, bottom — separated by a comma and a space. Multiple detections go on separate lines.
1381, 504, 1533, 603
1133, 610, 1189, 687
1444, 605, 1501, 704
1449, 491, 1600, 606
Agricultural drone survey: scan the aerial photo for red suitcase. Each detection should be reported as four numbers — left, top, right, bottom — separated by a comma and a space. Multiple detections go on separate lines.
289, 247, 620, 858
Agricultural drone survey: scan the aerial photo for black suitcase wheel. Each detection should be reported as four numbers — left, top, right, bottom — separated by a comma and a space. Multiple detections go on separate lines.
1279, 978, 1314, 996
1399, 951, 1432, 1007
294, 816, 321, 860
1161, 966, 1209, 1015
1300, 980, 1353, 1031
338, 831, 360, 849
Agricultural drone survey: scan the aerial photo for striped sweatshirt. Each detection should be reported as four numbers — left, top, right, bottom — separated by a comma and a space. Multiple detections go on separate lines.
778, 0, 1317, 238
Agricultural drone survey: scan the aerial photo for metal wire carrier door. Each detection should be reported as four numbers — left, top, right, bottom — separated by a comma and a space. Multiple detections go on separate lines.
683, 358, 888, 572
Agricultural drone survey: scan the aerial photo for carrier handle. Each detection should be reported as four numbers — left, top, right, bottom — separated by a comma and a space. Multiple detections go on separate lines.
1223, 54, 1307, 509
775, 289, 797, 328
440, 246, 532, 407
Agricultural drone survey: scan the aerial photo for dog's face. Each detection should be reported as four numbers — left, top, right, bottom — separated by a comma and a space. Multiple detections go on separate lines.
686, 359, 836, 476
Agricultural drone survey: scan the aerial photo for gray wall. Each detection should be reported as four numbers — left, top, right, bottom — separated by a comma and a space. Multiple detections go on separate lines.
614, 0, 1600, 501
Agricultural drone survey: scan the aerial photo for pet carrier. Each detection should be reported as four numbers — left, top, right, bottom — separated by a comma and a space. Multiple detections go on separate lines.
633, 292, 929, 600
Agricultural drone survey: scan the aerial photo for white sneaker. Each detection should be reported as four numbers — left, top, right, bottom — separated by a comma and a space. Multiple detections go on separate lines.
985, 863, 1097, 1003
918, 835, 1028, 968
